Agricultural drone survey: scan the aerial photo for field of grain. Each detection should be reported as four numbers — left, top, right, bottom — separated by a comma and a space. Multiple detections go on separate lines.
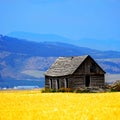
0, 90, 120, 120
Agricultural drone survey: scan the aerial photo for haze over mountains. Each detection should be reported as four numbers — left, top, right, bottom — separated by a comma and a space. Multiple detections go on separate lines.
7, 31, 120, 51
0, 34, 120, 88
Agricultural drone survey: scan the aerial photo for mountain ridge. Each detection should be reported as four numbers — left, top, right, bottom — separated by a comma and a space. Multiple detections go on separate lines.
7, 31, 120, 51
1, 35, 120, 58
0, 35, 120, 88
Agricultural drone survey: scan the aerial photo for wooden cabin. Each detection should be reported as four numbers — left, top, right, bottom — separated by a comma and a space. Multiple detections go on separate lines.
44, 55, 105, 90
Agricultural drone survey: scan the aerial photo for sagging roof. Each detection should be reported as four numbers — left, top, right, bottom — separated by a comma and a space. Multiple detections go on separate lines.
45, 55, 89, 77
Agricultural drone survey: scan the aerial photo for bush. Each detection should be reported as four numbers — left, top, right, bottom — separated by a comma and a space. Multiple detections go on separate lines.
110, 80, 120, 92
74, 87, 91, 93
42, 88, 73, 93
41, 88, 56, 93
103, 83, 111, 89
41, 88, 46, 93
58, 88, 73, 92
74, 87, 106, 93
42, 86, 108, 93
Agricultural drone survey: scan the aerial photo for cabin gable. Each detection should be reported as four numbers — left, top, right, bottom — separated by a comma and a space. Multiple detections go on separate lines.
73, 56, 105, 75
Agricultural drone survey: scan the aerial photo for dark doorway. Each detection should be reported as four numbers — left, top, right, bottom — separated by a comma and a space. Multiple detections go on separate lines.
85, 75, 90, 87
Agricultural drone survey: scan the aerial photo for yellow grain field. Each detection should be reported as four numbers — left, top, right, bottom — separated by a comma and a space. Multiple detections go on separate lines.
0, 90, 120, 120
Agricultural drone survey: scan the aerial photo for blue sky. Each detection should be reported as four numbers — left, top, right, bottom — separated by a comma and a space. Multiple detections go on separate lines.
0, 0, 120, 40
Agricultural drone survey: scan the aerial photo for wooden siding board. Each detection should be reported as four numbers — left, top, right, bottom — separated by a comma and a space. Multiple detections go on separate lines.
90, 75, 104, 87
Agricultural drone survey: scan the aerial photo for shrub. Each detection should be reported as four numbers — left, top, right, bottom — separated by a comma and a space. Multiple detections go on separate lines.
74, 87, 90, 93
41, 88, 46, 93
74, 87, 106, 93
58, 88, 73, 92
50, 89, 56, 93
103, 83, 111, 89
42, 88, 73, 93
57, 88, 66, 92
110, 80, 120, 92
41, 88, 55, 93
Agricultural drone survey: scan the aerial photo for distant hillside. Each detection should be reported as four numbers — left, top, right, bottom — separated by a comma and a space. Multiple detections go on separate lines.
7, 31, 120, 51
1, 35, 120, 58
0, 35, 120, 88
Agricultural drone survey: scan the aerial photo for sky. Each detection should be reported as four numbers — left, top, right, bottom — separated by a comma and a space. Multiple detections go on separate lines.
0, 0, 120, 40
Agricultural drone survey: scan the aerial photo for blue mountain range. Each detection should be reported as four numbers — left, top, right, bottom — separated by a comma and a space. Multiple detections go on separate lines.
7, 31, 120, 51
0, 34, 120, 88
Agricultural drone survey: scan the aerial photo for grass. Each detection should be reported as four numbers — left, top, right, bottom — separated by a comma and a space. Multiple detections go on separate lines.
0, 90, 120, 120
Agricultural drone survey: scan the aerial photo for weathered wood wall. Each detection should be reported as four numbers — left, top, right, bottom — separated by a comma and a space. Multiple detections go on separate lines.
74, 57, 104, 75
45, 76, 70, 90
90, 74, 105, 87
45, 74, 105, 90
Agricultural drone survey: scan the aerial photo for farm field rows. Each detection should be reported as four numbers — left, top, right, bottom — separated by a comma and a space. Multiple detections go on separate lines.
0, 90, 120, 120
